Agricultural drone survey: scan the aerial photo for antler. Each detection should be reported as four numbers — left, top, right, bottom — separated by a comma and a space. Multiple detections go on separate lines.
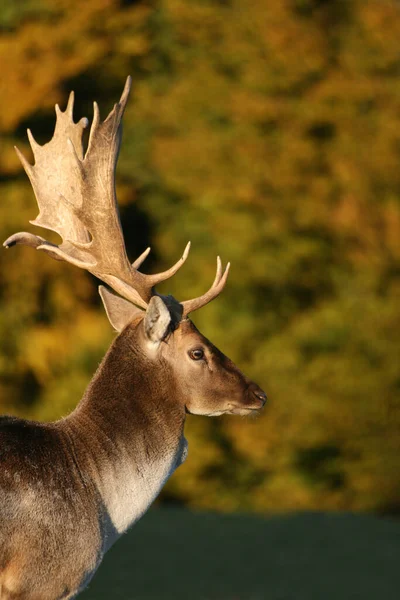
181, 257, 230, 317
4, 77, 229, 316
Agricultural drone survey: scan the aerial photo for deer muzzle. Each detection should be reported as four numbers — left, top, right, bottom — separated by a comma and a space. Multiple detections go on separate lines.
244, 382, 268, 411
228, 383, 267, 414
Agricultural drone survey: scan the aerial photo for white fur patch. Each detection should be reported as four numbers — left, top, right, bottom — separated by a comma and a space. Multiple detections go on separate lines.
98, 438, 187, 548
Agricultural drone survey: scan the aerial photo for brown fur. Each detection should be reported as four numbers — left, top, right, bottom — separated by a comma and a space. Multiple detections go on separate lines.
0, 307, 266, 599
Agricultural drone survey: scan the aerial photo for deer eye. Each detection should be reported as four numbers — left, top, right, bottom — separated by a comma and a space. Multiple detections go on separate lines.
189, 348, 205, 361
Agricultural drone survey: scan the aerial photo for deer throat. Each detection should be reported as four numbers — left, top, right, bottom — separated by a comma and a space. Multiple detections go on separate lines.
96, 434, 188, 547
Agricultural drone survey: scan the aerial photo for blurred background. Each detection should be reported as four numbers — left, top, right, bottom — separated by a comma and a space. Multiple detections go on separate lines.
0, 0, 400, 574
1, 1, 400, 596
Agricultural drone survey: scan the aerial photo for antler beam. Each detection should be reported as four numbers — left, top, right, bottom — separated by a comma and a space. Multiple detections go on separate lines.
4, 78, 230, 316
3, 77, 193, 309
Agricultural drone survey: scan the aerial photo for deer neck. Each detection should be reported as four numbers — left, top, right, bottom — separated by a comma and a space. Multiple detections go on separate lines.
66, 325, 187, 547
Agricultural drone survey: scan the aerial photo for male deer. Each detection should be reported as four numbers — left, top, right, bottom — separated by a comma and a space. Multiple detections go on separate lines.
1, 77, 266, 600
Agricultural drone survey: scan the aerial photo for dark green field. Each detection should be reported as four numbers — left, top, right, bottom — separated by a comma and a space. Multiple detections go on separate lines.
81, 507, 399, 600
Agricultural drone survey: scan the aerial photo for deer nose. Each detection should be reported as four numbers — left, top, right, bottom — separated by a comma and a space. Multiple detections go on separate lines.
249, 383, 267, 406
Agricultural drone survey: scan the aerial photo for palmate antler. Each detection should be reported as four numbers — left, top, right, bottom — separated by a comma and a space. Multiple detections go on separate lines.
4, 77, 229, 317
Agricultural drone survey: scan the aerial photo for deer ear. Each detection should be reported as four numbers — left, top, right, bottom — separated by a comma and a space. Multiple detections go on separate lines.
143, 296, 171, 344
99, 285, 143, 332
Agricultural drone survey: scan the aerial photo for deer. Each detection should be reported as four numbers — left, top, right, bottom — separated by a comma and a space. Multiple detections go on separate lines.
0, 77, 267, 600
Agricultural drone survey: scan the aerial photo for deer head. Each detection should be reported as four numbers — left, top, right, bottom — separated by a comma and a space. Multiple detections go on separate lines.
4, 77, 267, 417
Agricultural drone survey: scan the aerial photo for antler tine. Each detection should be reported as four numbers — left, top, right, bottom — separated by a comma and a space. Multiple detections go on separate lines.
14, 145, 33, 176
212, 255, 223, 286
145, 242, 191, 288
27, 129, 41, 158
181, 258, 230, 317
66, 91, 75, 118
132, 247, 151, 269
4, 232, 47, 250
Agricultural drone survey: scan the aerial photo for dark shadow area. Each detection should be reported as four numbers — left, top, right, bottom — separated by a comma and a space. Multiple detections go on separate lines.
17, 369, 41, 408
14, 107, 59, 148
295, 444, 345, 490
119, 200, 154, 271
81, 507, 400, 600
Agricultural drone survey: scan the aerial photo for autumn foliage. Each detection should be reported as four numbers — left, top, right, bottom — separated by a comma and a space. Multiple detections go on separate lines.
0, 0, 399, 514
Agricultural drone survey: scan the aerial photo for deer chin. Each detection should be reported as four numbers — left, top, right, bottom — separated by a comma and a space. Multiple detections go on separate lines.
185, 405, 226, 417
227, 404, 264, 416
185, 404, 263, 417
